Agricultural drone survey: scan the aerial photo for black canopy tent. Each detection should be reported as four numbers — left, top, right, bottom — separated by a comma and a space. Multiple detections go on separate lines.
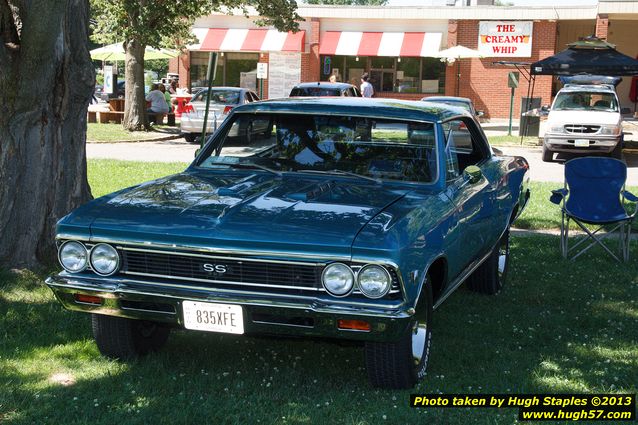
518, 37, 638, 136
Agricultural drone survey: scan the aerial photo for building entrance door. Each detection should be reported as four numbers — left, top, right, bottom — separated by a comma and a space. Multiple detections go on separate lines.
370, 69, 395, 93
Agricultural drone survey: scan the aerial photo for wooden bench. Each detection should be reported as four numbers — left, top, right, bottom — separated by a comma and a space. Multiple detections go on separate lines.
98, 110, 124, 124
87, 110, 98, 123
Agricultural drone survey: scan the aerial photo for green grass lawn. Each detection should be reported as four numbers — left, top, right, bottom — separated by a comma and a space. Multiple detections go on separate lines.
87, 123, 180, 143
1, 236, 636, 424
487, 135, 540, 147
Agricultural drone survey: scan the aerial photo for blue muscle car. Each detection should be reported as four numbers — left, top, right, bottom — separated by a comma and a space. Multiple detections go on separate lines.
45, 98, 530, 389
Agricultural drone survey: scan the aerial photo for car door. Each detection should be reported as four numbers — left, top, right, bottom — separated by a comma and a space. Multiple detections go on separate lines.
441, 117, 495, 274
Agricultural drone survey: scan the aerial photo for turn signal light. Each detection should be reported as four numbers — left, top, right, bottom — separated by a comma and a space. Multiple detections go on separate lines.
74, 294, 103, 305
223, 105, 234, 115
338, 319, 371, 331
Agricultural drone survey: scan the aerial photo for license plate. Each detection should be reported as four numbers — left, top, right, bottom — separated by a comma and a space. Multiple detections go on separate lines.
574, 139, 590, 147
182, 301, 244, 334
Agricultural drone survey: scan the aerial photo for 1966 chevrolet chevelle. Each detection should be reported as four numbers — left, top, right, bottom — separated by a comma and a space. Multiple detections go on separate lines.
46, 98, 529, 389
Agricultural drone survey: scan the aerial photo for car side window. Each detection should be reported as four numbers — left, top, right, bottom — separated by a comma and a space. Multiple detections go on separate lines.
441, 118, 489, 181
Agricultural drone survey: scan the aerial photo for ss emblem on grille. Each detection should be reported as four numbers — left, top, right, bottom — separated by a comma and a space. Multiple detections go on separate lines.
202, 263, 227, 273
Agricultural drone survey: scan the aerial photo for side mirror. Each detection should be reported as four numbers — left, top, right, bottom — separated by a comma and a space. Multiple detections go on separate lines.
194, 148, 201, 158
476, 110, 484, 117
463, 165, 482, 184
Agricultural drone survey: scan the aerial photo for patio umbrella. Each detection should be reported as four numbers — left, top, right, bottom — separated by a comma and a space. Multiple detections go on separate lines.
435, 45, 483, 97
90, 43, 180, 61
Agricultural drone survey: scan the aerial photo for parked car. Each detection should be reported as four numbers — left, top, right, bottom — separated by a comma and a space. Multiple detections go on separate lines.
421, 96, 484, 118
180, 87, 260, 144
542, 83, 623, 162
45, 98, 530, 389
290, 82, 361, 97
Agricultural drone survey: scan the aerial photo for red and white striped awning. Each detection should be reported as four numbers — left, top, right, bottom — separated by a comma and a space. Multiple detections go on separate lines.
319, 31, 442, 57
191, 28, 306, 53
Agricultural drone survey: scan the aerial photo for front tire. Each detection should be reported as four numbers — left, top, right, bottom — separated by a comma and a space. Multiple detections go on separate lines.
365, 279, 433, 389
183, 133, 199, 144
467, 229, 510, 295
541, 143, 553, 162
611, 143, 623, 160
91, 315, 170, 360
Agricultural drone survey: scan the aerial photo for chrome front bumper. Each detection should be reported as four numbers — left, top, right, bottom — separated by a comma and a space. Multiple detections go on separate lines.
45, 274, 413, 342
543, 134, 620, 154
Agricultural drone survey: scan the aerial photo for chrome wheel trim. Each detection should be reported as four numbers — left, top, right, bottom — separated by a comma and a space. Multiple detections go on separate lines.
497, 233, 510, 279
411, 318, 428, 366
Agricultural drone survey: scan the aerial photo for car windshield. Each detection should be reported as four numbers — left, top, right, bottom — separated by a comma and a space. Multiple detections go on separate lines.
198, 113, 438, 184
290, 87, 343, 97
552, 91, 618, 112
192, 90, 240, 104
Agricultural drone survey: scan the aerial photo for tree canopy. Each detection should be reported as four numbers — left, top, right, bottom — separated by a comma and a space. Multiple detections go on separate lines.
90, 0, 301, 50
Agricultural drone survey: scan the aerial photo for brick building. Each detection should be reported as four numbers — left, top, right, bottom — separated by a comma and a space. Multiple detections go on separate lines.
169, 2, 638, 118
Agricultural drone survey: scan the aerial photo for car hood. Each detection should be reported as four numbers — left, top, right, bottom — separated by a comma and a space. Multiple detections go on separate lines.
82, 171, 411, 257
547, 110, 621, 126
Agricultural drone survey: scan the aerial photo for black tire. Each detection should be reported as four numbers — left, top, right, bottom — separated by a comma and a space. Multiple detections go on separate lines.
183, 133, 199, 144
467, 229, 510, 295
91, 314, 170, 360
611, 143, 623, 160
541, 144, 553, 162
365, 279, 433, 389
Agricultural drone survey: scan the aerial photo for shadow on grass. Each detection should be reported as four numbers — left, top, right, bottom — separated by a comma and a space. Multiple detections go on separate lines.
1, 236, 637, 424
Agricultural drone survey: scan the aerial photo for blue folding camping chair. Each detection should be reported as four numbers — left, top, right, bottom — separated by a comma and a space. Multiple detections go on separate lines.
550, 157, 637, 262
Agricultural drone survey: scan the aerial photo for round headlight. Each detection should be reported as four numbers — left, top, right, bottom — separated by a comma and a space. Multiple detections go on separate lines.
90, 243, 120, 276
321, 263, 355, 297
58, 241, 88, 273
357, 265, 392, 299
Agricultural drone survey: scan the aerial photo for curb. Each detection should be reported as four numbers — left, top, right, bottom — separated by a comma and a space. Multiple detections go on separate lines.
511, 227, 638, 240
88, 134, 183, 144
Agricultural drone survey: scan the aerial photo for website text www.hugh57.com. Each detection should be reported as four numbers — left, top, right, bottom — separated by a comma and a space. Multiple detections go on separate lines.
409, 394, 635, 422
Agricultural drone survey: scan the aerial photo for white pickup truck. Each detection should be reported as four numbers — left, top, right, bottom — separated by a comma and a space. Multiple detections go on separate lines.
542, 83, 623, 162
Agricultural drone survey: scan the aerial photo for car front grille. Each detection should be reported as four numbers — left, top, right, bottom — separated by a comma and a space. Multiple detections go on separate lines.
117, 247, 401, 298
121, 248, 322, 291
564, 124, 600, 134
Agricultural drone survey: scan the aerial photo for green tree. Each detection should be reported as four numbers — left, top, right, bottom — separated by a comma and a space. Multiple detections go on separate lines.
0, 0, 298, 269
90, 0, 300, 131
305, 0, 387, 5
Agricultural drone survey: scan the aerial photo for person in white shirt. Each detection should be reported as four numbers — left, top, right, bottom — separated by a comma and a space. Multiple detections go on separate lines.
360, 73, 374, 98
146, 84, 170, 114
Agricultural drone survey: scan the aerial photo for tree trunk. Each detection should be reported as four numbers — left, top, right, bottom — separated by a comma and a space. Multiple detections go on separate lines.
0, 0, 94, 268
122, 40, 147, 131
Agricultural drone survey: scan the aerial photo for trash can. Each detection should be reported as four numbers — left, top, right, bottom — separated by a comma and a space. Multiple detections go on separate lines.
519, 97, 541, 137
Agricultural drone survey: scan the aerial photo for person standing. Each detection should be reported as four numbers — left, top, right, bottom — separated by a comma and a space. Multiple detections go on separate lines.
360, 73, 374, 98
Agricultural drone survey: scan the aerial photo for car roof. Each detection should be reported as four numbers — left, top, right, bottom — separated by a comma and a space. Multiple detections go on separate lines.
422, 96, 472, 104
194, 87, 248, 93
232, 97, 470, 122
558, 84, 616, 94
292, 82, 355, 90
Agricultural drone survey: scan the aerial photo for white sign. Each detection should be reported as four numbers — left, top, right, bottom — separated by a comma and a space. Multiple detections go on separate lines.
104, 65, 114, 94
268, 52, 301, 99
257, 62, 268, 79
478, 21, 533, 57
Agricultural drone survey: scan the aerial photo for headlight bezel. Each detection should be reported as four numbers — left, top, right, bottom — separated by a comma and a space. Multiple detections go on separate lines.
58, 240, 89, 273
356, 264, 393, 299
89, 243, 121, 276
321, 262, 355, 297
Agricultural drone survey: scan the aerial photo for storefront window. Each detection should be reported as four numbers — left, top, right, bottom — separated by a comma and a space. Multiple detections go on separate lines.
345, 56, 366, 87
421, 58, 446, 94
396, 57, 420, 93
189, 52, 258, 91
320, 55, 347, 82
370, 57, 394, 69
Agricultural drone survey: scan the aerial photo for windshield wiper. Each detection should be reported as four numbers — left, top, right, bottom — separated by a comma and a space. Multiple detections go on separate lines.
208, 161, 282, 176
297, 169, 381, 184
